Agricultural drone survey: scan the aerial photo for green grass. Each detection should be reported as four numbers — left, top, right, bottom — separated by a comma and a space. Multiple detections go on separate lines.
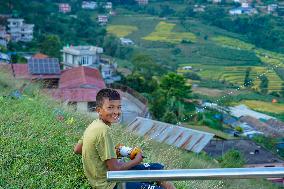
107, 25, 138, 37
143, 21, 196, 44
0, 73, 282, 189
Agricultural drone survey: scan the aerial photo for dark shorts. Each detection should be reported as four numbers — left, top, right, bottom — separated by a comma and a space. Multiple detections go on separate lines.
113, 163, 165, 189
114, 182, 164, 189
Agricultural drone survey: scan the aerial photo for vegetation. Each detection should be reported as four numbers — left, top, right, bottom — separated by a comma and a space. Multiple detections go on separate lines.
107, 25, 138, 37
143, 21, 196, 44
219, 150, 245, 168
237, 100, 284, 115
1, 73, 281, 189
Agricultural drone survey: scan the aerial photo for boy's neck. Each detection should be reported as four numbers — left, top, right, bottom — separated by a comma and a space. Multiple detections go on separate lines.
99, 117, 111, 126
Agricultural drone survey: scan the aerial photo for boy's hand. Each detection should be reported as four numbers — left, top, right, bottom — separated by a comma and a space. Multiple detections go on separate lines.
133, 152, 143, 164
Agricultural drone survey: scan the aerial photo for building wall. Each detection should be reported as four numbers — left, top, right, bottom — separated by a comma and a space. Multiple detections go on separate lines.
77, 102, 88, 112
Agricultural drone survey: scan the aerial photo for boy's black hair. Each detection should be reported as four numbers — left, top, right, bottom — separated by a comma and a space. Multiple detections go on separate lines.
96, 88, 120, 108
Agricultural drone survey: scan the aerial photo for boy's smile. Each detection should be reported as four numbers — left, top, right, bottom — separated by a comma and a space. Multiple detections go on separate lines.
97, 98, 121, 126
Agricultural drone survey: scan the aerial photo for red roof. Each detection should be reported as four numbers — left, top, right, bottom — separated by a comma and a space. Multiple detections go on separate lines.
10, 64, 60, 79
32, 53, 49, 59
51, 66, 106, 102
50, 88, 100, 102
59, 66, 105, 89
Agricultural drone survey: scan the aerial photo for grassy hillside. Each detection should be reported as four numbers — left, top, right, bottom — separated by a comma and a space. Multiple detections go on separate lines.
0, 72, 282, 189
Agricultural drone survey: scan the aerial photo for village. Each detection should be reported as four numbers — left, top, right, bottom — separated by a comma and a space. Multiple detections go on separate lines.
1, 0, 284, 188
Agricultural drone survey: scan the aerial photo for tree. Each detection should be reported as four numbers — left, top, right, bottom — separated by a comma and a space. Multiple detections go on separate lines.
161, 111, 178, 124
160, 73, 191, 100
39, 35, 62, 59
244, 67, 253, 87
131, 54, 162, 79
281, 83, 284, 98
259, 75, 269, 94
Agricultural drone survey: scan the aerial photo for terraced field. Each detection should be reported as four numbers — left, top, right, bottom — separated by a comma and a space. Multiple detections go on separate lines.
107, 25, 138, 37
143, 21, 197, 44
178, 65, 283, 92
239, 100, 284, 114
212, 36, 284, 68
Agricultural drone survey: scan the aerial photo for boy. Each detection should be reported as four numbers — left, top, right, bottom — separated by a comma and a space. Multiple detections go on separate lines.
74, 88, 175, 189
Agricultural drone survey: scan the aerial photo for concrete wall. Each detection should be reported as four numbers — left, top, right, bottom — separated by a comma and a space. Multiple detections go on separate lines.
77, 102, 88, 112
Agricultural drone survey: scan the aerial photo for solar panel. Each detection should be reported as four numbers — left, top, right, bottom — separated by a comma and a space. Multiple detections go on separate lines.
28, 58, 60, 75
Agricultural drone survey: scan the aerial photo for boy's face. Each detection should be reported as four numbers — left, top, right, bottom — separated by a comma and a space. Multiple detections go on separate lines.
96, 98, 121, 125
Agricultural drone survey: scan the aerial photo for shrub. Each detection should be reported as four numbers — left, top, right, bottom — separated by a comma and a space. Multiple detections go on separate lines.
219, 150, 245, 168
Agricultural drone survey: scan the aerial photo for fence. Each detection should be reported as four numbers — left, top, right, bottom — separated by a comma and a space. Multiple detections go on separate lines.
107, 167, 284, 189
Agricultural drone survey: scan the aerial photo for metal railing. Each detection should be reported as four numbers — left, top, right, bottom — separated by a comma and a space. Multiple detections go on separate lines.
107, 167, 284, 188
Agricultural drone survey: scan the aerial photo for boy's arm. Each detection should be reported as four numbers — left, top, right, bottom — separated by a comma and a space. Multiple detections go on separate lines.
106, 153, 143, 171
74, 142, 83, 154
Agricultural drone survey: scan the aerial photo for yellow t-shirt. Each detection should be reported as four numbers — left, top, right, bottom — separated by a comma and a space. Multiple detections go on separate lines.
81, 119, 117, 189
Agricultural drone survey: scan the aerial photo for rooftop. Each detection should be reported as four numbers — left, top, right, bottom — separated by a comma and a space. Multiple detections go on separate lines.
204, 139, 284, 165
62, 45, 103, 55
59, 66, 105, 89
51, 66, 106, 102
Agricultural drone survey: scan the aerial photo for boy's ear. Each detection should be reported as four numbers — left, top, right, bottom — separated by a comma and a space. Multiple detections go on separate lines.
96, 106, 101, 113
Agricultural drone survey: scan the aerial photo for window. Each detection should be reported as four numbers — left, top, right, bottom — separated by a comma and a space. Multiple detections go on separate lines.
88, 102, 96, 112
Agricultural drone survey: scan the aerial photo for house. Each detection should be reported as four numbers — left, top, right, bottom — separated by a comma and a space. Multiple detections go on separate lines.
82, 1, 97, 9
4, 57, 61, 87
99, 57, 121, 83
97, 15, 108, 25
239, 116, 284, 137
61, 45, 103, 70
136, 0, 148, 5
204, 139, 284, 168
7, 18, 34, 42
229, 104, 275, 120
50, 66, 106, 112
0, 52, 10, 63
59, 3, 71, 13
127, 117, 214, 153
268, 4, 278, 13
120, 38, 134, 45
32, 53, 49, 59
0, 26, 9, 48
104, 2, 112, 9
182, 66, 192, 70
193, 5, 206, 12
212, 0, 222, 3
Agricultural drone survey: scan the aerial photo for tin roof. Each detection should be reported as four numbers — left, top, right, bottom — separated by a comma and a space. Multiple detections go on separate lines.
127, 117, 214, 153
59, 66, 105, 89
10, 64, 60, 79
50, 66, 106, 102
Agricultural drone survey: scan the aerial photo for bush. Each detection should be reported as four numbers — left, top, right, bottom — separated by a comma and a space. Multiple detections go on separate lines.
235, 126, 243, 133
219, 150, 245, 168
183, 72, 201, 80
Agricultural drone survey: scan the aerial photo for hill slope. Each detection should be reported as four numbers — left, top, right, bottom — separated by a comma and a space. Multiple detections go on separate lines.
0, 73, 282, 189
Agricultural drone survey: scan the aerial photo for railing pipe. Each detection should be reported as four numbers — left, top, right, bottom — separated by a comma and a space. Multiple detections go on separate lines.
107, 167, 284, 182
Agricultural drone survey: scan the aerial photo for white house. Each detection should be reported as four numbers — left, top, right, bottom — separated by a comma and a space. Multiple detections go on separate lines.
120, 38, 134, 45
212, 0, 222, 3
0, 26, 8, 47
229, 6, 257, 15
104, 2, 112, 9
97, 15, 108, 25
0, 52, 10, 63
182, 66, 192, 70
59, 3, 71, 13
268, 4, 278, 13
136, 0, 148, 5
7, 18, 34, 42
61, 45, 103, 69
82, 1, 97, 9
